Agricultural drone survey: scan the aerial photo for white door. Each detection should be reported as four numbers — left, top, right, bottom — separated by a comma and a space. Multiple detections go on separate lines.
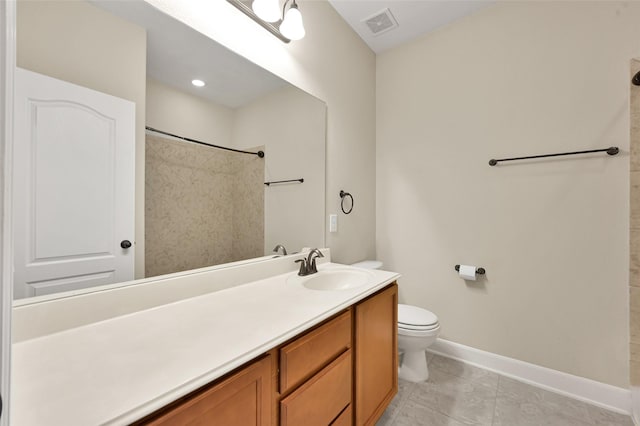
13, 68, 135, 299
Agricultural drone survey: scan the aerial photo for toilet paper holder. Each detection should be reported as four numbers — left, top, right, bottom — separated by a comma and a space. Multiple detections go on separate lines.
454, 265, 485, 275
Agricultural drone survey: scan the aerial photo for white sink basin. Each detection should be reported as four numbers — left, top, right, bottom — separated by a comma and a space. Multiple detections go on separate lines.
296, 269, 372, 291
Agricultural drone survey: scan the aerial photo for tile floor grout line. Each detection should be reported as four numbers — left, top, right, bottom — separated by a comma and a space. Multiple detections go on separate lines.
387, 384, 412, 425
490, 374, 501, 426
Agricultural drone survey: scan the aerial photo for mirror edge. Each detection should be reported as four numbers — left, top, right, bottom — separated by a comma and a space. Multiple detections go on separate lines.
1, 0, 16, 423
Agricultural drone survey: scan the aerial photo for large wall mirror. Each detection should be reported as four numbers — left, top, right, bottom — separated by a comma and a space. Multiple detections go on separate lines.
12, 0, 326, 301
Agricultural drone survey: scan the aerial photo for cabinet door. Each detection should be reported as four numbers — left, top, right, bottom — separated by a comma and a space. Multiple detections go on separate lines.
145, 355, 272, 426
355, 284, 398, 425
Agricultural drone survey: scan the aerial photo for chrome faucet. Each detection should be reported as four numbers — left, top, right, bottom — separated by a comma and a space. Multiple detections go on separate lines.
272, 244, 288, 256
295, 248, 324, 276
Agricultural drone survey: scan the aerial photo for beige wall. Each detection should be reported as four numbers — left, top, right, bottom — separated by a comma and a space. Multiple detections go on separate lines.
16, 0, 147, 278
631, 58, 640, 389
234, 86, 326, 254
146, 78, 234, 148
377, 1, 640, 387
144, 0, 376, 264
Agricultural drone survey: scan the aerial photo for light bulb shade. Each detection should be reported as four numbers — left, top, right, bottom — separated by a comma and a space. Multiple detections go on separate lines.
280, 5, 305, 40
252, 0, 280, 23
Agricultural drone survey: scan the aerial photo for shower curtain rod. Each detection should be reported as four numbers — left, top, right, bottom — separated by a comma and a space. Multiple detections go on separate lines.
145, 126, 265, 158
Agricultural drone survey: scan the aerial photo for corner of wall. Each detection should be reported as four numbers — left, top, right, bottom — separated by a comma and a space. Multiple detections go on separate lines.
632, 386, 640, 425
631, 57, 640, 422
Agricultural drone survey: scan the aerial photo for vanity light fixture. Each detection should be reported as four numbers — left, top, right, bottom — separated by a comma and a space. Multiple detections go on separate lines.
252, 0, 280, 22
191, 79, 206, 87
226, 0, 306, 43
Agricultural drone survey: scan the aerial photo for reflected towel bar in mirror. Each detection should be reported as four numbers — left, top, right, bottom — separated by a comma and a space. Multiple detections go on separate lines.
339, 190, 354, 214
264, 178, 304, 186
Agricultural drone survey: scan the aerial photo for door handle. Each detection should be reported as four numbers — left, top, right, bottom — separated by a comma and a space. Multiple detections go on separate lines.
120, 240, 132, 249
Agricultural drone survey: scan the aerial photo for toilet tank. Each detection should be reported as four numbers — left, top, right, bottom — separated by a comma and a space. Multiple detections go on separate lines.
350, 260, 383, 270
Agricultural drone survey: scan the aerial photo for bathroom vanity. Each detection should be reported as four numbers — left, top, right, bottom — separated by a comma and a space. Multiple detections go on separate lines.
136, 284, 397, 425
11, 253, 400, 425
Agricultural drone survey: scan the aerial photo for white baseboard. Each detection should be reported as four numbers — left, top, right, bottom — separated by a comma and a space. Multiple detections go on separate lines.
429, 339, 631, 415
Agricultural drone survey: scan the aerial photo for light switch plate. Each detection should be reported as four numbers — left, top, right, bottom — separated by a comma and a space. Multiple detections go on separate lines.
329, 214, 338, 233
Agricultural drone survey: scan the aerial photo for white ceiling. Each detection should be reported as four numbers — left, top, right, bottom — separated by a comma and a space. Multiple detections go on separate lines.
327, 0, 494, 53
92, 0, 288, 108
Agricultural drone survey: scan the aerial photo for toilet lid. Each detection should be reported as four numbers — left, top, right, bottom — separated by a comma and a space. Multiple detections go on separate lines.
398, 304, 439, 327
399, 322, 439, 331
398, 323, 440, 337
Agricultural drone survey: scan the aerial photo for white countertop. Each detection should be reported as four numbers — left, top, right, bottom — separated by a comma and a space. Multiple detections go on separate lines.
11, 262, 399, 425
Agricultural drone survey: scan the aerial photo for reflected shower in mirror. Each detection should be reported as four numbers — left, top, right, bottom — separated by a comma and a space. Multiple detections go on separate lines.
13, 0, 326, 300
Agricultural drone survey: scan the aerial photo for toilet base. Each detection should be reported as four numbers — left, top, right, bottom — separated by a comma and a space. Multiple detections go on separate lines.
398, 350, 429, 382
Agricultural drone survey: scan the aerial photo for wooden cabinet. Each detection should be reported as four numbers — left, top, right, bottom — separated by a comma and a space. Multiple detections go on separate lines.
279, 310, 351, 393
278, 284, 397, 426
140, 355, 272, 426
280, 350, 352, 426
279, 310, 353, 425
136, 283, 397, 426
355, 284, 398, 425
332, 404, 353, 426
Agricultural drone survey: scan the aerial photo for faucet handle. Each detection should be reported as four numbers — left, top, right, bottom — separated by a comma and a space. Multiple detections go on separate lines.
295, 259, 308, 276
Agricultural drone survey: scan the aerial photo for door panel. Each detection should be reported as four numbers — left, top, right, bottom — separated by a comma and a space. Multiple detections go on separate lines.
13, 68, 135, 298
32, 101, 115, 259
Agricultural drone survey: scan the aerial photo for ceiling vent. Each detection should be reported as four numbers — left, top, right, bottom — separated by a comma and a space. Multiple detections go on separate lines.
362, 8, 398, 36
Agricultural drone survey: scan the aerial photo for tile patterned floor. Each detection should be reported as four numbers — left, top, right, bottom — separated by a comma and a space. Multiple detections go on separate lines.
377, 353, 635, 426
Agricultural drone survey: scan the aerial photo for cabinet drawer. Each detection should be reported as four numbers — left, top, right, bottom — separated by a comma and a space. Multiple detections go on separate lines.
331, 404, 352, 426
280, 350, 352, 426
280, 309, 351, 393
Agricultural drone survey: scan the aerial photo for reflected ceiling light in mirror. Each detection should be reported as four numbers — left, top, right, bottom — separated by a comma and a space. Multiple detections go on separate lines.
226, 0, 305, 43
191, 79, 206, 87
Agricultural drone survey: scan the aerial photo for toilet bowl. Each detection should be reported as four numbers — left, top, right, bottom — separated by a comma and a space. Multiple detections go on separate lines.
351, 260, 441, 382
398, 304, 440, 382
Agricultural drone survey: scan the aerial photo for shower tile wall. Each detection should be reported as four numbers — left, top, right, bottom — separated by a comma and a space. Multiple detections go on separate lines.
631, 58, 640, 387
145, 134, 264, 277
232, 150, 265, 260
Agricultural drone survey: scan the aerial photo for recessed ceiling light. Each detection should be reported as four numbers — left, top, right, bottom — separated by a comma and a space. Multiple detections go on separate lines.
191, 79, 206, 87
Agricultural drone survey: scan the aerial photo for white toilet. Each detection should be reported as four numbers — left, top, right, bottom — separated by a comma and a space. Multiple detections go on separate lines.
351, 260, 441, 383
397, 304, 440, 382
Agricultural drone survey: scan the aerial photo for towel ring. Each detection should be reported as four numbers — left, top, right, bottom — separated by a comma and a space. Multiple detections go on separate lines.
340, 190, 354, 214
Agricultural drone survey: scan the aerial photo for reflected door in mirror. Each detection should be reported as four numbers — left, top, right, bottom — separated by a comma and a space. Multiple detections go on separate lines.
13, 68, 135, 299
